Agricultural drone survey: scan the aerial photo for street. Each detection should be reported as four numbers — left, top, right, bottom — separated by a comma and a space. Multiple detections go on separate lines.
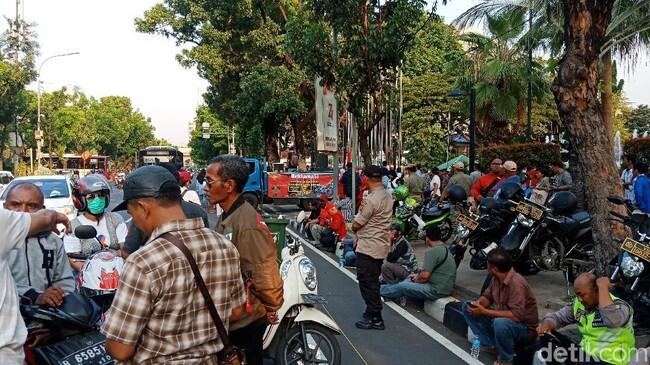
108, 186, 487, 365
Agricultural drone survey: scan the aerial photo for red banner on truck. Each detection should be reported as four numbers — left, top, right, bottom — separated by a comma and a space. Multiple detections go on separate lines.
267, 172, 334, 199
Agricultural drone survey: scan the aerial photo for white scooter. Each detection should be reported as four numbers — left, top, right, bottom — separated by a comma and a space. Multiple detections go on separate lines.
263, 231, 342, 365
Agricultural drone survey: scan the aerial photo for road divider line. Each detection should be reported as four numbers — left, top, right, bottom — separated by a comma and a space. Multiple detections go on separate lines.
286, 227, 483, 365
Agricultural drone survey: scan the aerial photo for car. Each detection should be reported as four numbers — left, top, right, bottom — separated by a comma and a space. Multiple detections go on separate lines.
0, 175, 78, 236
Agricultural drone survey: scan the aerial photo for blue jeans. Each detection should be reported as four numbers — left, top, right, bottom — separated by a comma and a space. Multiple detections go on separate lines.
344, 251, 356, 266
461, 301, 531, 362
380, 279, 446, 301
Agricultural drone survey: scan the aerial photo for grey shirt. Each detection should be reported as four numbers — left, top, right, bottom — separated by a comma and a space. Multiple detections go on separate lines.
542, 299, 632, 329
8, 232, 75, 302
554, 170, 573, 189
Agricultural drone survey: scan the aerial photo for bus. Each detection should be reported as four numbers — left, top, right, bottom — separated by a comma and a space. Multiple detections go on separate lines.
45, 154, 111, 177
137, 146, 183, 170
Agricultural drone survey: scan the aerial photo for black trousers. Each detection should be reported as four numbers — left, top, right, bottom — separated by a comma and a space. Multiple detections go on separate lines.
356, 252, 384, 319
229, 318, 268, 365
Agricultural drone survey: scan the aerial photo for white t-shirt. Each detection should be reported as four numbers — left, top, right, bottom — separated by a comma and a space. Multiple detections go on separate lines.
0, 210, 30, 365
63, 214, 128, 253
181, 187, 202, 206
430, 175, 441, 196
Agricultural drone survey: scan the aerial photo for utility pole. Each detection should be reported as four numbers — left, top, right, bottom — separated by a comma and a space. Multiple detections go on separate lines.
332, 29, 339, 200
526, 7, 533, 141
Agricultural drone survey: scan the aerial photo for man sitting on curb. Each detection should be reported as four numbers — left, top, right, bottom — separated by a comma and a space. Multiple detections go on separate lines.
302, 199, 321, 240
6, 183, 75, 306
462, 248, 538, 365
535, 273, 635, 365
312, 195, 347, 252
380, 225, 455, 307
380, 224, 419, 285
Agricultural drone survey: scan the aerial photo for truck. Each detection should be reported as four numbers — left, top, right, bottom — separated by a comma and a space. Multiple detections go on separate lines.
241, 158, 335, 210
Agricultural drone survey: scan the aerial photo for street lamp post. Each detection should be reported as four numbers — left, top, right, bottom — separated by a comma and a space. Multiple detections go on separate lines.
36, 52, 79, 169
448, 88, 477, 171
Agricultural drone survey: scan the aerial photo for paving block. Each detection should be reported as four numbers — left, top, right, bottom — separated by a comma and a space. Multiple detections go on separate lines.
423, 296, 458, 323
443, 301, 468, 338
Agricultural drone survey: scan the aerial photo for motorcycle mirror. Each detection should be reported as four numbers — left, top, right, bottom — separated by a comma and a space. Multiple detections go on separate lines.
74, 225, 97, 240
607, 196, 626, 205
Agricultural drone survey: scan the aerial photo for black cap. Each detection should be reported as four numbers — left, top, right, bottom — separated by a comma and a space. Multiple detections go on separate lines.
363, 165, 383, 179
112, 165, 181, 211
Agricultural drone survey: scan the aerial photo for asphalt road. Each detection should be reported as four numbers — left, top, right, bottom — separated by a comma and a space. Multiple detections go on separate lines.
108, 186, 485, 365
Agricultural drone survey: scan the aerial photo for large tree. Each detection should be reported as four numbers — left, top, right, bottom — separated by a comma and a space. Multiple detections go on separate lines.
551, 0, 622, 271
625, 105, 650, 136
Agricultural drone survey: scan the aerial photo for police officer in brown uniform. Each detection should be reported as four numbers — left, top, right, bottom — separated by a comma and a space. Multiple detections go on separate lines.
352, 165, 394, 330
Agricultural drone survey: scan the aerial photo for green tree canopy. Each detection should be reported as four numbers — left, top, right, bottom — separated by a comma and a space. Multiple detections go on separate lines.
189, 105, 229, 165
625, 104, 650, 136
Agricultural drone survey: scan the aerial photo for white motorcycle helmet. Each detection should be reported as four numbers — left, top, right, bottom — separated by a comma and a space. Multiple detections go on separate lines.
78, 250, 124, 300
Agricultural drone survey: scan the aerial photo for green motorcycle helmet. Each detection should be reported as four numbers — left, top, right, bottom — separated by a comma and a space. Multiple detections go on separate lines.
404, 196, 419, 208
393, 185, 409, 201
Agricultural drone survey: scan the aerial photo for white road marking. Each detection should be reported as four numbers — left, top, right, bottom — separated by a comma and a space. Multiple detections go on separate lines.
286, 227, 483, 365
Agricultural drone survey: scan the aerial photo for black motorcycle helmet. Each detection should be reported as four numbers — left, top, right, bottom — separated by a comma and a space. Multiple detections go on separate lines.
447, 184, 468, 204
495, 182, 524, 201
21, 292, 101, 331
72, 174, 111, 212
479, 197, 498, 214
548, 191, 578, 216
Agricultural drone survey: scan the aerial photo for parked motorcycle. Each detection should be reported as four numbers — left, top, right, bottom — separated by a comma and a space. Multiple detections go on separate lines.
451, 183, 525, 269
608, 195, 650, 328
500, 191, 595, 282
264, 232, 342, 365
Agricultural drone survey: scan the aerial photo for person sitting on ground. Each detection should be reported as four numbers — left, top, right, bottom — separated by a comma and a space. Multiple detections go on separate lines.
64, 174, 128, 272
380, 224, 419, 285
6, 183, 75, 306
380, 225, 456, 307
302, 199, 321, 239
462, 248, 538, 365
312, 196, 347, 252
179, 170, 202, 205
536, 274, 635, 365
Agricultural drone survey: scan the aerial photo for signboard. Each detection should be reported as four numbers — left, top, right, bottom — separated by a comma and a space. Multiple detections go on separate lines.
267, 172, 334, 199
315, 76, 338, 152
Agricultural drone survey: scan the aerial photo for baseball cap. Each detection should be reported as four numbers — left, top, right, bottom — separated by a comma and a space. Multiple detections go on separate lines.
364, 165, 383, 179
453, 161, 465, 169
503, 161, 517, 172
179, 170, 191, 184
112, 165, 181, 211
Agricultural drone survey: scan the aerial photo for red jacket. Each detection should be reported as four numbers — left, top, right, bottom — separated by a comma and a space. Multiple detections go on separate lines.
319, 203, 347, 239
470, 173, 500, 200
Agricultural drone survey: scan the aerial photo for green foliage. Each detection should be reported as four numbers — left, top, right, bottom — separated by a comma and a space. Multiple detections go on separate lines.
478, 143, 561, 170
624, 137, 650, 163
624, 105, 650, 136
404, 123, 447, 168
189, 105, 229, 165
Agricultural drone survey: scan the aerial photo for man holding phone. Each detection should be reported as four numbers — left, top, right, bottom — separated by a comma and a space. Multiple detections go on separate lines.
461, 248, 539, 365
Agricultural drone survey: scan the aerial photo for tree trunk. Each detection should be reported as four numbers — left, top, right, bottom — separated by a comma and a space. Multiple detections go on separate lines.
551, 0, 622, 274
359, 131, 372, 166
292, 106, 315, 156
263, 121, 280, 162
600, 50, 614, 144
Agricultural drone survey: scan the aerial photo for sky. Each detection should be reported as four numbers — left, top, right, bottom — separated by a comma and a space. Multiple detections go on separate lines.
1, 1, 649, 146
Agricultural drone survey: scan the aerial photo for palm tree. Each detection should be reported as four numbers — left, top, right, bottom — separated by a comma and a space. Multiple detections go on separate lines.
455, 12, 548, 144
452, 0, 650, 142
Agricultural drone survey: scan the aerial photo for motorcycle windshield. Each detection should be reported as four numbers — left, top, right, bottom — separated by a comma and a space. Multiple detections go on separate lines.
501, 223, 532, 250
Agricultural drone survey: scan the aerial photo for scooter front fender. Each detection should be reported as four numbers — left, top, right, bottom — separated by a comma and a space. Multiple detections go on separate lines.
294, 306, 341, 334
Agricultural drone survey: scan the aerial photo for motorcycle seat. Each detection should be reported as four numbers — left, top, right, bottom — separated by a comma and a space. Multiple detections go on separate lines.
422, 207, 448, 220
571, 211, 591, 225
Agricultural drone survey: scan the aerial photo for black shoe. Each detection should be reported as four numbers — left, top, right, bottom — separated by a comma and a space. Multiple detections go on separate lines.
355, 317, 385, 330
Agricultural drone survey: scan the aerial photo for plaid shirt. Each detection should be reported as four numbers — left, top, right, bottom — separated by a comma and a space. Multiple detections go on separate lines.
102, 218, 245, 365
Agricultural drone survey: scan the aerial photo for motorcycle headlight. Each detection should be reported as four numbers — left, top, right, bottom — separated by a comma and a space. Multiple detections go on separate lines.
621, 253, 645, 278
299, 258, 317, 291
280, 260, 292, 280
517, 213, 534, 228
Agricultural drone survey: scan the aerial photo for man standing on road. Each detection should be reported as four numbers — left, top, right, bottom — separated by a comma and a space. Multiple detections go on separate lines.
404, 165, 426, 201
205, 155, 284, 365
352, 165, 394, 330
550, 161, 573, 192
462, 248, 538, 365
635, 160, 650, 213
442, 161, 473, 199
471, 158, 503, 202
0, 207, 70, 365
104, 165, 245, 363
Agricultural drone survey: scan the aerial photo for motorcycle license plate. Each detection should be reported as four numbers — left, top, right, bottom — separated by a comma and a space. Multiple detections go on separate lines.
302, 294, 328, 304
515, 201, 544, 221
457, 214, 479, 231
620, 237, 650, 262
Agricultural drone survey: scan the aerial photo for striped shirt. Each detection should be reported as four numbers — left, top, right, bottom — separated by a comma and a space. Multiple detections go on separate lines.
102, 218, 245, 364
